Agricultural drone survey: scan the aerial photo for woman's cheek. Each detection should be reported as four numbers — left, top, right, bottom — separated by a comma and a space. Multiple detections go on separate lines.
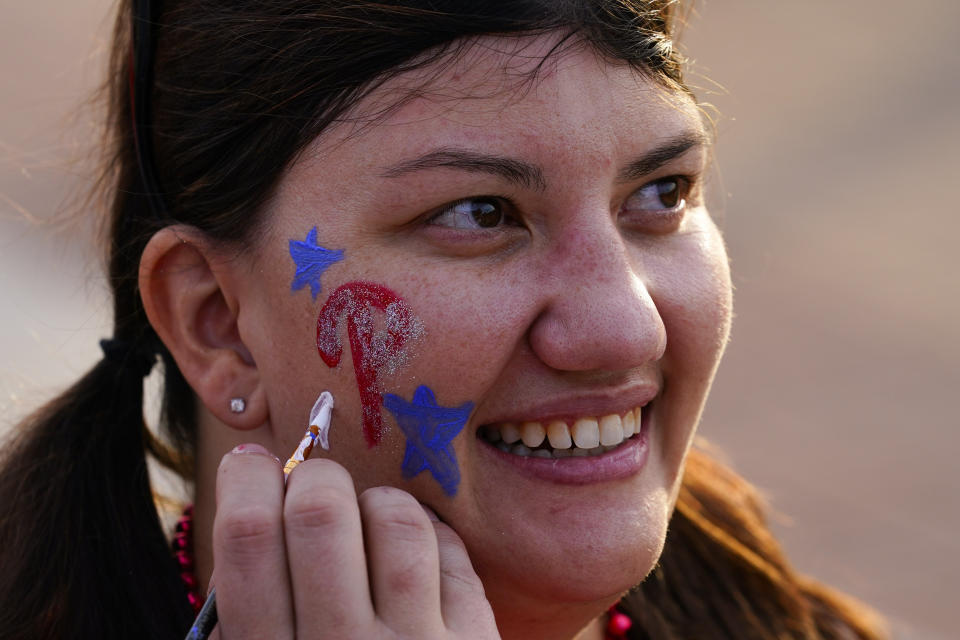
259, 225, 531, 499
642, 224, 732, 465
279, 255, 524, 497
651, 222, 732, 374
392, 267, 533, 396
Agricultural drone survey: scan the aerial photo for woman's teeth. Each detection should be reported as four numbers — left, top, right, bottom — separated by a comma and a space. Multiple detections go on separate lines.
480, 408, 642, 459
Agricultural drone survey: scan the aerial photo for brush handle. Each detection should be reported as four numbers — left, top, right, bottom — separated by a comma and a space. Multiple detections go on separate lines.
184, 587, 218, 640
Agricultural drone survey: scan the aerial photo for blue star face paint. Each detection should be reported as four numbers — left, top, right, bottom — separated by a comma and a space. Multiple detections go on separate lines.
383, 385, 473, 497
289, 226, 344, 299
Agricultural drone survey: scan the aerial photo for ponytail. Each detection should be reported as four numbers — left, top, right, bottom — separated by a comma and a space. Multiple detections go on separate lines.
0, 2, 203, 634
0, 348, 193, 638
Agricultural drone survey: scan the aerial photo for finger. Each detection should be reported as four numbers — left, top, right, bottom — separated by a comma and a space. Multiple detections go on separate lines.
213, 445, 293, 640
431, 516, 497, 633
358, 486, 444, 635
283, 458, 375, 636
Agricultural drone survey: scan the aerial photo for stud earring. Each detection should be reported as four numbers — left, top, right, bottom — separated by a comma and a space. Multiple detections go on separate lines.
230, 397, 246, 414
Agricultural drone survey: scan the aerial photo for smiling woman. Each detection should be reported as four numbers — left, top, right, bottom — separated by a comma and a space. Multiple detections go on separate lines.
0, 2, 887, 639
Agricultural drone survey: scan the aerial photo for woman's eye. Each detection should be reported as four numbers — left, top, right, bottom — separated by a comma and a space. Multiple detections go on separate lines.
429, 197, 509, 230
624, 177, 689, 213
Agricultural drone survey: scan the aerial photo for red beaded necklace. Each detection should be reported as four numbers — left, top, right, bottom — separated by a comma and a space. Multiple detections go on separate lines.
173, 507, 632, 639
172, 505, 205, 615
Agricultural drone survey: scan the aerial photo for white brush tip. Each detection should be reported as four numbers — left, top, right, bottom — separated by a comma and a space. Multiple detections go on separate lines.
309, 391, 335, 450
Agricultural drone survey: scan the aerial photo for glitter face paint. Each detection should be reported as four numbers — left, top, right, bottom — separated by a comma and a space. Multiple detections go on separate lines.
289, 227, 344, 299
383, 385, 473, 496
316, 281, 423, 447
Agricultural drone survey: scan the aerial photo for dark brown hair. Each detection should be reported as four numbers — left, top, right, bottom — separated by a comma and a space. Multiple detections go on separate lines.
0, 1, 887, 638
627, 448, 888, 639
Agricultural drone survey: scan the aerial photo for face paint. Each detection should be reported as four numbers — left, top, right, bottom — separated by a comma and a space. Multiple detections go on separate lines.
289, 226, 344, 299
383, 385, 473, 497
316, 282, 423, 447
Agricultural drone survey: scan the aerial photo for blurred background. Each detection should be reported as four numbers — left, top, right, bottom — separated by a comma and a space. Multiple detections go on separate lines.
1, 2, 957, 638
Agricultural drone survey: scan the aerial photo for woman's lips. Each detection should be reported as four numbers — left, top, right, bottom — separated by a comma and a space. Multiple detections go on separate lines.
476, 405, 651, 485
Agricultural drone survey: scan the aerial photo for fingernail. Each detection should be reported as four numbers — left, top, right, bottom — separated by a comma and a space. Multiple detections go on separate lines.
421, 504, 440, 522
230, 443, 279, 462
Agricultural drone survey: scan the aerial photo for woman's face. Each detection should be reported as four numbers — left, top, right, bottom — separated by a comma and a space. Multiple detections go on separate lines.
236, 36, 732, 607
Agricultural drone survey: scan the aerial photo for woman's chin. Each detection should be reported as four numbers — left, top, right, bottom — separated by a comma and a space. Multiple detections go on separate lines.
467, 501, 670, 607
476, 554, 660, 630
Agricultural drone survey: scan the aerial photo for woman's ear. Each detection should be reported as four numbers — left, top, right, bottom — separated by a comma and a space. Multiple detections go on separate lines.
139, 226, 268, 430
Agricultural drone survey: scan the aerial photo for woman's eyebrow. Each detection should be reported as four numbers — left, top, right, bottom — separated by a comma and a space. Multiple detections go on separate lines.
617, 130, 709, 182
381, 147, 547, 191
380, 130, 706, 190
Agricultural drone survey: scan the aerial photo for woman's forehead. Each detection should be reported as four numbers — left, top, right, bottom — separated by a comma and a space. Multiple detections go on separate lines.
303, 33, 702, 170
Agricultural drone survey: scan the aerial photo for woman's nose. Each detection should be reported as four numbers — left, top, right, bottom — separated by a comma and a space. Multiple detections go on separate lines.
527, 225, 666, 373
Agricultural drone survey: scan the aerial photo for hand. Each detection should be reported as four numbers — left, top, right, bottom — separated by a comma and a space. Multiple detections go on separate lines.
209, 444, 500, 639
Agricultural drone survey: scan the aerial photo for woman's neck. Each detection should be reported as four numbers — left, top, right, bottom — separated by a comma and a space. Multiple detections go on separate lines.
483, 581, 617, 640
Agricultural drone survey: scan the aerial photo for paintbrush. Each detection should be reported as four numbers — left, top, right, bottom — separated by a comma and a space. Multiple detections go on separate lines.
184, 391, 335, 640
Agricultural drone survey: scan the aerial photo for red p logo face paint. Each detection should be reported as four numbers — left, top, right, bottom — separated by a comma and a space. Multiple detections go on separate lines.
316, 282, 422, 447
